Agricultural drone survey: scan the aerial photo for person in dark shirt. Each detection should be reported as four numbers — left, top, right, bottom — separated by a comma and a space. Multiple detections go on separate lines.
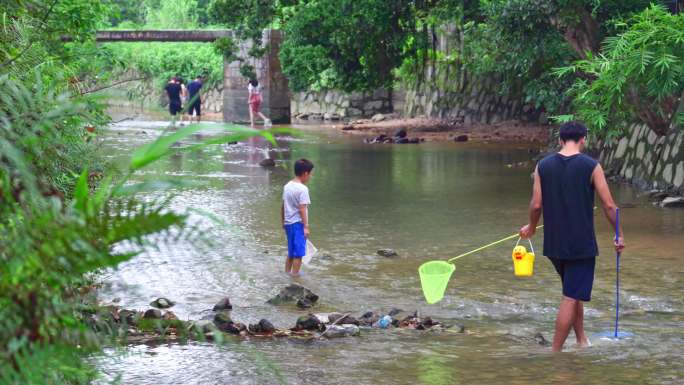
186, 75, 203, 123
164, 77, 182, 121
520, 121, 625, 352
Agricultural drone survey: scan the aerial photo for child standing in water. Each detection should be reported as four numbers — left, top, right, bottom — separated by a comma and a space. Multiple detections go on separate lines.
248, 79, 272, 127
281, 159, 314, 276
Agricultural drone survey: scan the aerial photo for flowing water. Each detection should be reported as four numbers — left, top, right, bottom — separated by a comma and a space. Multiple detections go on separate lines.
96, 120, 683, 385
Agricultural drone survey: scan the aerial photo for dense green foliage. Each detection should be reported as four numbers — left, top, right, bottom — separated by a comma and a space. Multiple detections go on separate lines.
0, 2, 274, 383
278, 0, 415, 91
104, 0, 224, 90
556, 5, 684, 137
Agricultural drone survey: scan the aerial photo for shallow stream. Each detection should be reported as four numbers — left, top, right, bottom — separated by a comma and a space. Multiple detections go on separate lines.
97, 121, 683, 385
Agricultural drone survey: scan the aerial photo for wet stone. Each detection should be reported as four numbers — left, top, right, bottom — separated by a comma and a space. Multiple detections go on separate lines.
377, 249, 398, 258
225, 322, 245, 335
249, 319, 275, 334
213, 311, 233, 331
268, 284, 319, 305
660, 196, 684, 208
190, 320, 217, 334
328, 313, 360, 326
163, 311, 178, 321
259, 158, 276, 168
143, 309, 162, 319
213, 297, 233, 311
297, 298, 314, 309
454, 134, 469, 142
534, 332, 550, 346
324, 324, 361, 338
150, 297, 175, 309
119, 309, 139, 325
295, 314, 322, 331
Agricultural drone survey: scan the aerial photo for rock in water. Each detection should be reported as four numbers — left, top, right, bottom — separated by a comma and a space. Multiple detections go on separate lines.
534, 332, 550, 346
454, 134, 469, 142
119, 309, 139, 325
328, 313, 360, 326
359, 311, 379, 326
150, 297, 175, 309
295, 314, 322, 331
143, 309, 162, 319
394, 129, 407, 138
267, 284, 319, 305
163, 311, 178, 321
258, 319, 275, 334
371, 113, 386, 122
213, 311, 233, 331
213, 297, 233, 311
377, 249, 398, 257
225, 322, 245, 335
190, 320, 218, 334
660, 196, 684, 208
259, 158, 276, 168
297, 298, 314, 309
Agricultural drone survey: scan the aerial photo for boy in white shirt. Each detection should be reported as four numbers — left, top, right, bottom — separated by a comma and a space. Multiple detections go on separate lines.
281, 159, 314, 276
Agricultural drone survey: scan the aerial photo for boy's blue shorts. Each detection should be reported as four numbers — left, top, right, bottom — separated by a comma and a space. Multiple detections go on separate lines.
284, 222, 306, 258
549, 257, 596, 301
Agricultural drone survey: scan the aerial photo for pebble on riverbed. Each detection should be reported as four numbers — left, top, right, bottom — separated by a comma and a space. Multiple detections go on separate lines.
377, 249, 398, 257
143, 309, 162, 319
268, 284, 319, 306
259, 158, 276, 168
212, 297, 233, 311
150, 297, 175, 309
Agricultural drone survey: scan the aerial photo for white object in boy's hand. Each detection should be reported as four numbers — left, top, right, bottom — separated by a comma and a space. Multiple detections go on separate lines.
303, 239, 317, 265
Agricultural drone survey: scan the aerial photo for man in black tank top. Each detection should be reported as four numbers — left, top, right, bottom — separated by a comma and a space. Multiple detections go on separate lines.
519, 121, 625, 352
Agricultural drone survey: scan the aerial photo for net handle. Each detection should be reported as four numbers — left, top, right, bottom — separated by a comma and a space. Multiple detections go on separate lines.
447, 225, 543, 263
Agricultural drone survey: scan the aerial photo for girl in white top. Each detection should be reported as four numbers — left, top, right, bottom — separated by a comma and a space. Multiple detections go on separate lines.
180, 79, 189, 125
248, 79, 271, 127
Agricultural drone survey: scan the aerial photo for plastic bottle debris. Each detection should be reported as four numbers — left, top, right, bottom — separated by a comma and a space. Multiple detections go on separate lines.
375, 315, 392, 329
324, 324, 360, 338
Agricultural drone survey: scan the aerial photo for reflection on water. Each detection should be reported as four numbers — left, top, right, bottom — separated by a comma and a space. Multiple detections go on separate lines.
97, 121, 683, 385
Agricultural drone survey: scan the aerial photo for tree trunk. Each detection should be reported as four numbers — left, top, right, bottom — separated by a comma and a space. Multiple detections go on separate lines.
550, 6, 601, 59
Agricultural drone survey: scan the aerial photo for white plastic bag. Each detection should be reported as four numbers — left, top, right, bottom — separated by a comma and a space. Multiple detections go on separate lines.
303, 239, 317, 265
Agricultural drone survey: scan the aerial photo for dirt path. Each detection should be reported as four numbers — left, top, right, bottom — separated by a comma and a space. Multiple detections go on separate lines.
339, 116, 551, 143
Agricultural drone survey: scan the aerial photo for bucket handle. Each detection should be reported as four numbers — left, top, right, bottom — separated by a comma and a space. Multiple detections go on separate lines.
515, 237, 535, 255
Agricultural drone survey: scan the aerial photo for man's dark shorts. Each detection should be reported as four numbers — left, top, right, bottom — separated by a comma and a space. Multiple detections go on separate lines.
549, 257, 596, 301
169, 101, 182, 116
189, 101, 201, 116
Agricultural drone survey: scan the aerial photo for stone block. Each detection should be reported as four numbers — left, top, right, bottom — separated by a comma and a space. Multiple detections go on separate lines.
674, 161, 684, 188
663, 163, 673, 183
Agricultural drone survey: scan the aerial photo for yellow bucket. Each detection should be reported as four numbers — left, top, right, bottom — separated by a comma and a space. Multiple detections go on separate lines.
512, 239, 535, 277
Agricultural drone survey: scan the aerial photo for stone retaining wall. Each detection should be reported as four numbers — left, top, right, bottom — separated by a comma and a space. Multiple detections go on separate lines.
597, 124, 684, 194
290, 89, 393, 121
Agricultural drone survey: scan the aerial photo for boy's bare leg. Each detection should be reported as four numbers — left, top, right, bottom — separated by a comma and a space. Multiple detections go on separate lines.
553, 296, 578, 352
285, 257, 293, 274
290, 258, 302, 276
573, 301, 590, 346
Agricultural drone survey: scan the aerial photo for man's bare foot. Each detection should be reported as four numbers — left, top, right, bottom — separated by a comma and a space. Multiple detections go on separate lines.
576, 337, 591, 348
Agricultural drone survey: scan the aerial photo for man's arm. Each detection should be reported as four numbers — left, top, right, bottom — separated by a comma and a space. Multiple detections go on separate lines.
592, 164, 625, 252
520, 166, 542, 239
298, 204, 309, 237
281, 203, 285, 227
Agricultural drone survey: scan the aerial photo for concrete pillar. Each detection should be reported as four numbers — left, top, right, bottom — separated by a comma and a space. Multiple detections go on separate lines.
223, 30, 290, 123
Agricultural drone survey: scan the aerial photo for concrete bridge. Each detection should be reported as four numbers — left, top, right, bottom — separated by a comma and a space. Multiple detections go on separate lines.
92, 30, 290, 123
